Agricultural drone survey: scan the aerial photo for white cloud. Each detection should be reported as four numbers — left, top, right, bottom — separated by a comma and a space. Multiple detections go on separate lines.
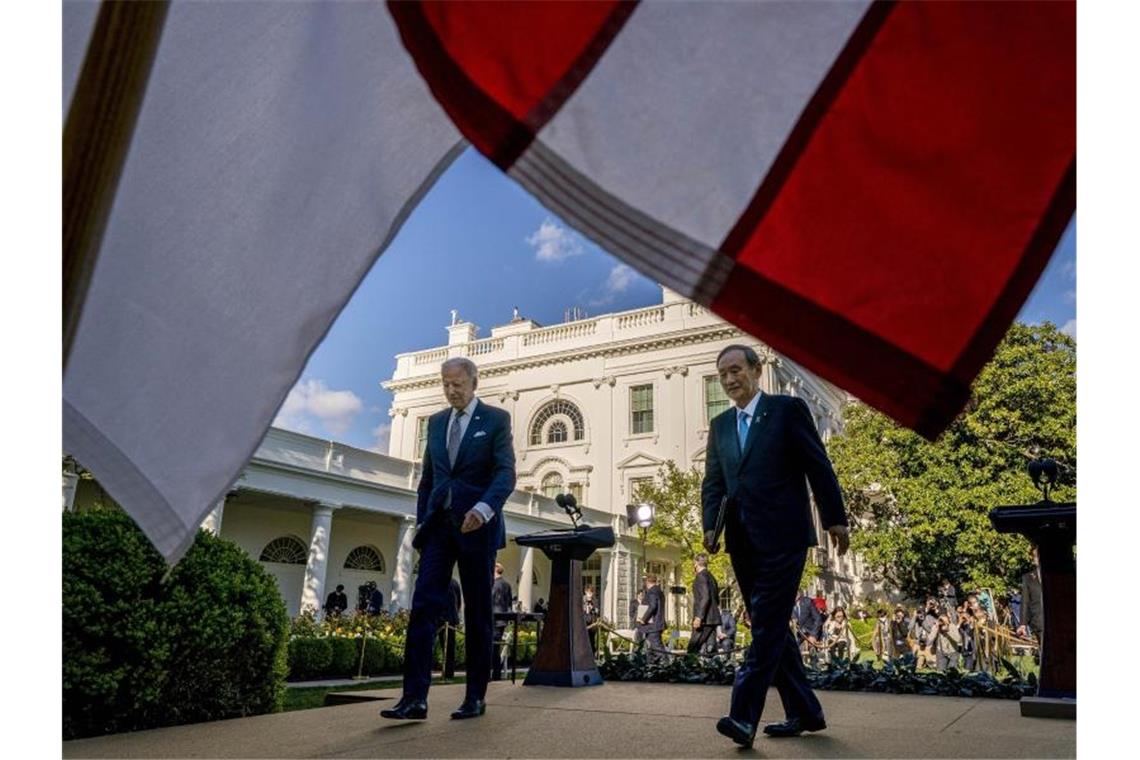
1060, 319, 1076, 338
527, 218, 584, 262
274, 379, 363, 436
370, 422, 392, 454
588, 264, 638, 307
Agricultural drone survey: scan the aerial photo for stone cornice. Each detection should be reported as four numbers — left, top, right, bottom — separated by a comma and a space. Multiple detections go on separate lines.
382, 325, 744, 393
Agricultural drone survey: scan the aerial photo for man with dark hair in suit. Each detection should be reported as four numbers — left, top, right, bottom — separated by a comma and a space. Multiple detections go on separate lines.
324, 584, 348, 618
701, 344, 849, 747
792, 590, 824, 666
381, 357, 515, 722
490, 563, 513, 681
639, 574, 667, 663
688, 554, 721, 654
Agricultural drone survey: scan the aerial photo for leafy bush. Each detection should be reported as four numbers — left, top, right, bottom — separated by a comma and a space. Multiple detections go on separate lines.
598, 648, 1035, 700
328, 637, 360, 676
287, 638, 333, 681
63, 510, 289, 739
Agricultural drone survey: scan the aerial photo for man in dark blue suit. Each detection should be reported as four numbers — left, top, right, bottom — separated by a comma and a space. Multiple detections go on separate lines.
381, 357, 516, 722
701, 344, 849, 747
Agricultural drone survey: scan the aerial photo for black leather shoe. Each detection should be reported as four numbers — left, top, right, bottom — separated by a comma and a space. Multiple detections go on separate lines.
380, 697, 427, 720
716, 716, 757, 748
450, 698, 486, 720
762, 715, 827, 737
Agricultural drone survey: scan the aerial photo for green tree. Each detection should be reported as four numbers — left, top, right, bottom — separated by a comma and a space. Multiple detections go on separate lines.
633, 461, 819, 602
828, 322, 1075, 599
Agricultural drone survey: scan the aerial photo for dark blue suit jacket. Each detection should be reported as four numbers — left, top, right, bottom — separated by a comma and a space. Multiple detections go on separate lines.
414, 398, 516, 552
701, 393, 846, 555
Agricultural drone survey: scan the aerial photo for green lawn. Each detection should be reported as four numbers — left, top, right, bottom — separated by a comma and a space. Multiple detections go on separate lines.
281, 676, 468, 713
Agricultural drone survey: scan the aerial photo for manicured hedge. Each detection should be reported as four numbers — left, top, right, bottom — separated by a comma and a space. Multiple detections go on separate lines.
63, 509, 289, 739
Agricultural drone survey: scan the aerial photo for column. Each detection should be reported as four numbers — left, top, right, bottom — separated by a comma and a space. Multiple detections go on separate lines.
62, 469, 79, 512
201, 497, 226, 535
392, 515, 417, 611
300, 502, 338, 615
519, 545, 535, 612
599, 550, 613, 623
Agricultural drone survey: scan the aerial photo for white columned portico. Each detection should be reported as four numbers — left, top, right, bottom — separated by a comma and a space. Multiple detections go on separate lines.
518, 545, 535, 612
62, 469, 79, 512
392, 515, 417, 611
599, 549, 613, 622
301, 502, 338, 614
201, 497, 226, 535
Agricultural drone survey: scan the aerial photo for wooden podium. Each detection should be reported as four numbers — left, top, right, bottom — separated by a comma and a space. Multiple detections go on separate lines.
515, 525, 615, 687
990, 500, 1076, 719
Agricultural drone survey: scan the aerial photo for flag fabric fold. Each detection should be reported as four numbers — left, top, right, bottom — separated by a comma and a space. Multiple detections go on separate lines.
63, 1, 463, 562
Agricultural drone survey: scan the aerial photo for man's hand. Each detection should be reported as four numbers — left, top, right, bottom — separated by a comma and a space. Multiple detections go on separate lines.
703, 530, 719, 555
827, 524, 850, 556
692, 616, 702, 631
461, 508, 486, 533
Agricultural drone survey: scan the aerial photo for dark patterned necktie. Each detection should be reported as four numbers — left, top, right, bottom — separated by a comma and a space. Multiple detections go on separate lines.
448, 410, 465, 465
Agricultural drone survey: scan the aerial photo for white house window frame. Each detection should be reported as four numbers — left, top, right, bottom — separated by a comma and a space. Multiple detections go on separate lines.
629, 383, 655, 436
344, 545, 386, 573
528, 399, 587, 448
703, 374, 730, 424
259, 535, 308, 565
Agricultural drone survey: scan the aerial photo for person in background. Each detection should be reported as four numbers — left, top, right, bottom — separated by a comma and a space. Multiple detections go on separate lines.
870, 608, 893, 663
639, 574, 668, 663
929, 615, 962, 671
937, 578, 958, 612
688, 554, 722, 655
367, 583, 384, 616
491, 563, 513, 682
583, 585, 600, 653
823, 607, 859, 663
889, 607, 909, 661
631, 589, 646, 645
717, 605, 738, 654
793, 590, 824, 667
324, 584, 348, 618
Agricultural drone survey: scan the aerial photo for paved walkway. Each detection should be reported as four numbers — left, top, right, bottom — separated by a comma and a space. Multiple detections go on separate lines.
63, 681, 1074, 758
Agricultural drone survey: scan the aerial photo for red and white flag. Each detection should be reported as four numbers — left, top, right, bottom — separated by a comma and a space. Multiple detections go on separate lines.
64, 0, 1074, 561
389, 0, 1076, 436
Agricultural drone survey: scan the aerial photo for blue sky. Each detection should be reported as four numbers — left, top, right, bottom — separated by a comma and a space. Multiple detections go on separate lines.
274, 148, 1077, 452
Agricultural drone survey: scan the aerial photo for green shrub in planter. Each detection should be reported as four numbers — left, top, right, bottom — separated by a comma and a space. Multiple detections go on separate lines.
287, 638, 332, 680
63, 509, 289, 739
359, 636, 387, 675
327, 637, 360, 678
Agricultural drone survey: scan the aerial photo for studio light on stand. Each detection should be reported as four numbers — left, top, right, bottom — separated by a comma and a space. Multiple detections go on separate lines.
625, 502, 656, 575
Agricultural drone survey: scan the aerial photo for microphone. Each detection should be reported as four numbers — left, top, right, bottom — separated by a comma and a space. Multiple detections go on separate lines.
555, 493, 582, 527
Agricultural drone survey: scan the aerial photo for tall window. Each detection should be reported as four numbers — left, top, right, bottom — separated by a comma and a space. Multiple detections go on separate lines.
415, 417, 429, 459
541, 472, 564, 498
547, 420, 568, 443
704, 375, 730, 422
630, 476, 654, 500
569, 482, 584, 504
630, 384, 654, 434
529, 400, 585, 445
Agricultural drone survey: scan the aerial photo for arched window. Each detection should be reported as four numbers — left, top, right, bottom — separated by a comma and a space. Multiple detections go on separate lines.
344, 545, 385, 573
529, 400, 585, 445
541, 472, 564, 498
547, 420, 568, 443
259, 536, 307, 564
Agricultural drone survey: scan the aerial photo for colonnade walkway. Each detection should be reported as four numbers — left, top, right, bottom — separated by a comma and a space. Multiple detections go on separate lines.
64, 680, 1074, 758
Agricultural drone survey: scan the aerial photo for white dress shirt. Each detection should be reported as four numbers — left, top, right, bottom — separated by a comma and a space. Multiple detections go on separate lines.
447, 397, 495, 525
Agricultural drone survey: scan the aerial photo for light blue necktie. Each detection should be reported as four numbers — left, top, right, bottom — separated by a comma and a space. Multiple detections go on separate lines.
737, 410, 750, 452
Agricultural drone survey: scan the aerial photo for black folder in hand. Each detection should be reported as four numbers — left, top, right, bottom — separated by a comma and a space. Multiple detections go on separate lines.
711, 494, 729, 551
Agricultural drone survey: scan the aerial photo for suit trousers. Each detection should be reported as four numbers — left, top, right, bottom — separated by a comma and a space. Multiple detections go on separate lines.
729, 547, 823, 727
403, 518, 494, 701
644, 630, 668, 663
688, 625, 718, 655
